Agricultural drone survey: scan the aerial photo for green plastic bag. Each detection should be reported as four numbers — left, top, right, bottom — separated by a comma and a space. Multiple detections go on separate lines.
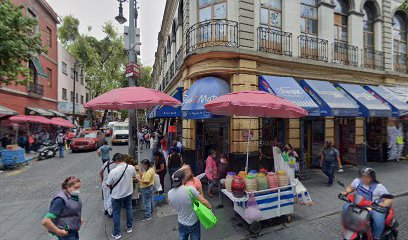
188, 189, 217, 229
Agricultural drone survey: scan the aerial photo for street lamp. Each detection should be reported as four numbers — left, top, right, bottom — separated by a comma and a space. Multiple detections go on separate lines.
115, 0, 127, 24
72, 61, 84, 124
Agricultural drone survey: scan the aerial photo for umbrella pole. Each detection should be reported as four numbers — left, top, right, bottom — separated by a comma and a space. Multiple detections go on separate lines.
136, 110, 140, 164
245, 107, 252, 172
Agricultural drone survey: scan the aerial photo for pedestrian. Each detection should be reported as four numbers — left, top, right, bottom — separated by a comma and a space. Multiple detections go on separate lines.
56, 132, 66, 158
99, 153, 120, 218
168, 147, 183, 188
182, 165, 203, 196
205, 149, 218, 197
42, 176, 82, 240
176, 137, 183, 152
160, 133, 170, 162
154, 151, 166, 193
168, 170, 212, 240
138, 129, 145, 150
138, 159, 156, 221
149, 134, 155, 162
105, 154, 137, 239
97, 141, 113, 164
320, 140, 343, 187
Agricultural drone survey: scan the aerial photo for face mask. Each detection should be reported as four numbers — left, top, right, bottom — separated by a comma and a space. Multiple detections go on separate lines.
70, 190, 80, 196
220, 158, 226, 163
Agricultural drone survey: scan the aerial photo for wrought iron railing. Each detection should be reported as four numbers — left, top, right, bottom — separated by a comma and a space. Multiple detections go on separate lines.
257, 27, 292, 56
169, 61, 175, 79
27, 83, 44, 96
393, 53, 407, 73
332, 42, 359, 66
165, 69, 171, 87
298, 35, 328, 62
186, 19, 238, 54
175, 46, 184, 70
362, 48, 384, 70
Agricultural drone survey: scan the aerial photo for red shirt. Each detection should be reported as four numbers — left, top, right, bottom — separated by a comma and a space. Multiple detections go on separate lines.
205, 156, 217, 180
160, 138, 168, 151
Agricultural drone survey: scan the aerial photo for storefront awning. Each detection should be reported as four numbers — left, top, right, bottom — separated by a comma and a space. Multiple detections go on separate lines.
0, 105, 18, 116
259, 76, 320, 116
31, 57, 48, 78
25, 107, 54, 117
364, 86, 408, 117
299, 80, 359, 117
148, 87, 183, 119
337, 84, 392, 117
182, 77, 230, 119
383, 86, 408, 104
46, 109, 66, 118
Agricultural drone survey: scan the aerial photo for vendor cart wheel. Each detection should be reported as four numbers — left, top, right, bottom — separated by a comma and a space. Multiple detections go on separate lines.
249, 221, 261, 234
286, 215, 292, 223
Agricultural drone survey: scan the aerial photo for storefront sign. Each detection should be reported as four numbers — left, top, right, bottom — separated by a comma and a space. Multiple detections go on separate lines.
168, 125, 177, 133
125, 62, 140, 78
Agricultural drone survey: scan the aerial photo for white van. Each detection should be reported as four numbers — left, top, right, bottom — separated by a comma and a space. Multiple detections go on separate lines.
111, 122, 129, 145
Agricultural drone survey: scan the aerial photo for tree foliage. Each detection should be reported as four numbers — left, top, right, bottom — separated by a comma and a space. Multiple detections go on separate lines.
0, 0, 46, 85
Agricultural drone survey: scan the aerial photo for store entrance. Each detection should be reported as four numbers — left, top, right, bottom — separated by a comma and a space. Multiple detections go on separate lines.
196, 119, 229, 174
366, 118, 387, 162
335, 118, 356, 165
302, 118, 325, 167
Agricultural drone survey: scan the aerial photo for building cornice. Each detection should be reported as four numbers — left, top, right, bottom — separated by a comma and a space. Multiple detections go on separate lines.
0, 87, 58, 103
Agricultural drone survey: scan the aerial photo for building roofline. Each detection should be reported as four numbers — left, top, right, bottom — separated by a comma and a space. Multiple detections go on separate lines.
37, 0, 60, 23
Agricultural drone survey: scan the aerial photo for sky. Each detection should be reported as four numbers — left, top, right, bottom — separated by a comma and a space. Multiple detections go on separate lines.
47, 0, 167, 66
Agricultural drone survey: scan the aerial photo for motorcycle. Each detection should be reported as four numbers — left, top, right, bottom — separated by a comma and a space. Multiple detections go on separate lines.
338, 181, 399, 240
38, 141, 58, 160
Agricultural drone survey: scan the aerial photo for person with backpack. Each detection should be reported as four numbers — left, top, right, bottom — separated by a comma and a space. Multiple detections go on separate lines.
105, 154, 137, 239
99, 153, 120, 218
168, 148, 183, 188
56, 132, 66, 158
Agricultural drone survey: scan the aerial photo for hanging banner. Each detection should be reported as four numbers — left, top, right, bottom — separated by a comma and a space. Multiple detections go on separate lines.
168, 125, 177, 133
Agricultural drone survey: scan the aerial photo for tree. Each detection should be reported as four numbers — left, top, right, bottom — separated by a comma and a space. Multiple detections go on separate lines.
0, 0, 46, 85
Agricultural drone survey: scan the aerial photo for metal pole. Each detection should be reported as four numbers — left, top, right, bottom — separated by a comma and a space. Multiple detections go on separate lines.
127, 0, 139, 162
72, 67, 76, 124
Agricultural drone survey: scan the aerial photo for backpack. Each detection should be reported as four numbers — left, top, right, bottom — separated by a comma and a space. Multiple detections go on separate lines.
57, 135, 64, 144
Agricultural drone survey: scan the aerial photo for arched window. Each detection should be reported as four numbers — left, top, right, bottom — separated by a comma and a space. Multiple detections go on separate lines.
300, 0, 318, 36
260, 0, 282, 29
363, 2, 376, 50
199, 0, 227, 22
333, 0, 349, 43
178, 0, 184, 26
393, 12, 407, 72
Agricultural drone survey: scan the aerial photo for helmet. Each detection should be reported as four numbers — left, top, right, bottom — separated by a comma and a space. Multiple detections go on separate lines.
359, 167, 378, 183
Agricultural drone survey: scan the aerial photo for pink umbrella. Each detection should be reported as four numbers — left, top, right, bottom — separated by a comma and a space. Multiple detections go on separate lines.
51, 118, 75, 128
204, 91, 308, 171
9, 115, 53, 124
84, 87, 181, 110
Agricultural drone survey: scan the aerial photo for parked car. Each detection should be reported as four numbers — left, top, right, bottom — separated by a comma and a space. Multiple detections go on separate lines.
70, 130, 105, 152
111, 122, 129, 145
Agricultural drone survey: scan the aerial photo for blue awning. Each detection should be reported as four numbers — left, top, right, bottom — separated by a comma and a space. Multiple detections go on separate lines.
299, 80, 359, 117
259, 76, 320, 116
337, 84, 391, 117
182, 77, 230, 119
148, 87, 183, 119
383, 86, 408, 104
365, 86, 408, 117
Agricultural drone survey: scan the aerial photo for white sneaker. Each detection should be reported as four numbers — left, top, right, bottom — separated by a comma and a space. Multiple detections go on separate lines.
141, 216, 152, 222
111, 233, 122, 239
127, 228, 133, 233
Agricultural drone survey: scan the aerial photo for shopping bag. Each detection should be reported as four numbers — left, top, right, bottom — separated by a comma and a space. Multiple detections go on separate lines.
153, 174, 162, 192
397, 136, 404, 145
243, 193, 262, 221
188, 188, 217, 229
288, 156, 297, 168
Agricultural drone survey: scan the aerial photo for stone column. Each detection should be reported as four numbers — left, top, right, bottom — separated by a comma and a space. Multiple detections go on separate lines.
317, 2, 335, 59
325, 117, 335, 143
288, 119, 301, 149
382, 0, 393, 71
348, 11, 364, 66
182, 78, 196, 150
238, 0, 255, 49
374, 19, 383, 52
282, 0, 301, 57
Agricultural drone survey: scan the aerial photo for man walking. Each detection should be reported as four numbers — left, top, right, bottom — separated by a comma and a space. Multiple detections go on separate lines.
97, 141, 113, 164
99, 153, 119, 218
168, 170, 212, 240
56, 132, 65, 158
105, 154, 137, 239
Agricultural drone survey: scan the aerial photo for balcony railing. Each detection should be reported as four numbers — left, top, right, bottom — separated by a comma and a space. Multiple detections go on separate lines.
298, 35, 328, 62
332, 42, 359, 66
169, 61, 175, 79
186, 19, 238, 54
27, 83, 44, 96
175, 46, 184, 70
394, 53, 407, 73
362, 48, 384, 70
257, 27, 292, 56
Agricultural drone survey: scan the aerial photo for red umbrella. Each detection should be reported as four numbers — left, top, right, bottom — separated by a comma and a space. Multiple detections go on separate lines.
204, 91, 308, 171
51, 118, 75, 128
84, 87, 181, 110
9, 115, 53, 124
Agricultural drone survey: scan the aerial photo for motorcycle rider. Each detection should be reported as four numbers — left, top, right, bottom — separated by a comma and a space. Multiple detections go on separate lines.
341, 168, 393, 240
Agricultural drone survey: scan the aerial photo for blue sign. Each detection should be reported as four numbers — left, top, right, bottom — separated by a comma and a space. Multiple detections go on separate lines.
259, 76, 320, 116
182, 77, 230, 119
364, 86, 408, 117
300, 80, 359, 117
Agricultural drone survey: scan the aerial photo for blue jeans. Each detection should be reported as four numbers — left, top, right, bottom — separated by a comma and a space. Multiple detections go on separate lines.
57, 231, 79, 240
322, 162, 336, 184
178, 221, 200, 240
58, 145, 64, 158
343, 203, 386, 240
141, 187, 153, 219
112, 195, 133, 236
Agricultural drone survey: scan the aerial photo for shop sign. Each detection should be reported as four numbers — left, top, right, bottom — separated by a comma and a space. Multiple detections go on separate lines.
183, 94, 218, 105
168, 126, 177, 133
125, 62, 140, 78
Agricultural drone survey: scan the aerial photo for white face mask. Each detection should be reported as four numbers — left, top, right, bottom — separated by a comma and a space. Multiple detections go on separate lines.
220, 158, 226, 163
70, 190, 80, 196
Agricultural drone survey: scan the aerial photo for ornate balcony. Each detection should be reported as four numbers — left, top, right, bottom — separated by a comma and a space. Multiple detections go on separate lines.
332, 42, 359, 66
27, 83, 44, 96
362, 48, 384, 70
298, 35, 328, 62
175, 46, 184, 70
169, 61, 175, 79
394, 53, 407, 73
186, 19, 238, 54
257, 27, 292, 56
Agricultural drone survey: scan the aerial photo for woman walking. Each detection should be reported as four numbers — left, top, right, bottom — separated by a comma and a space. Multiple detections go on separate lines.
154, 151, 167, 193
205, 150, 218, 197
42, 176, 82, 240
320, 141, 342, 187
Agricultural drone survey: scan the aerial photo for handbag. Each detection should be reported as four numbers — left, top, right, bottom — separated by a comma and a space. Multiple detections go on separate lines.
188, 188, 217, 229
153, 174, 162, 192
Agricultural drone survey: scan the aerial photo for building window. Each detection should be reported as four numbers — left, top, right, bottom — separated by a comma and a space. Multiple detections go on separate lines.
86, 93, 90, 102
80, 75, 84, 85
300, 0, 318, 36
61, 62, 67, 75
28, 60, 38, 84
393, 12, 407, 72
199, 0, 227, 21
70, 91, 74, 102
363, 3, 375, 50
27, 8, 39, 34
70, 68, 75, 80
46, 68, 52, 86
45, 27, 52, 48
62, 88, 68, 100
333, 0, 349, 44
76, 93, 79, 103
81, 95, 84, 104
260, 0, 282, 29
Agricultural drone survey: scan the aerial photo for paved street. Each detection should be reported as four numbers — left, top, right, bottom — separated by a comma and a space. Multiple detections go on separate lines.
0, 144, 408, 240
